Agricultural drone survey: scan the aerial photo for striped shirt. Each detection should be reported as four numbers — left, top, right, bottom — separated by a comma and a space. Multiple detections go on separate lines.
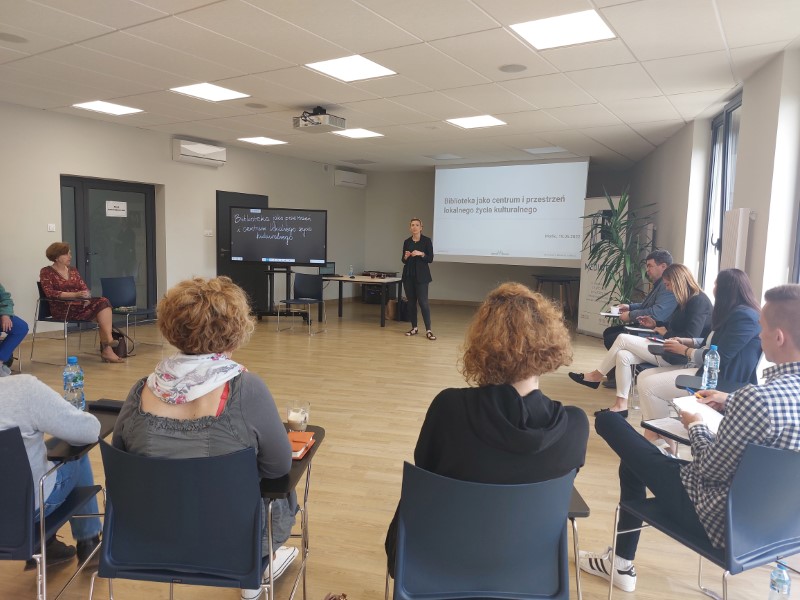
680, 361, 800, 548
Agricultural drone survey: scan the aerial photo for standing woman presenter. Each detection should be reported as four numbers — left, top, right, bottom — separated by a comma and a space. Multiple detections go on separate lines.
401, 218, 435, 340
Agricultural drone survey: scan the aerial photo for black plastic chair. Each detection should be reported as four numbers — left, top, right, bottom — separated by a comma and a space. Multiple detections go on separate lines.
100, 276, 156, 346
610, 443, 800, 600
0, 427, 102, 600
90, 442, 268, 599
30, 282, 94, 365
277, 273, 326, 335
390, 462, 576, 600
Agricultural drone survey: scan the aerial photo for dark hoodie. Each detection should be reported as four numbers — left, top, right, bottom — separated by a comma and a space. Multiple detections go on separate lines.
385, 384, 588, 574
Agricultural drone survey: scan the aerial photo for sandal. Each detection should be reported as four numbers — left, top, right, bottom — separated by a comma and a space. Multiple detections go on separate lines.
100, 343, 124, 363
426, 330, 436, 341
405, 327, 418, 336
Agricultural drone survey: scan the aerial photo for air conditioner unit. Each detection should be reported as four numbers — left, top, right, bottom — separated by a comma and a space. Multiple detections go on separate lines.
334, 169, 367, 189
172, 139, 226, 167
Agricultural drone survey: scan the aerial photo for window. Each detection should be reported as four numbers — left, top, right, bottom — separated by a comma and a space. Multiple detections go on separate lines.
700, 94, 742, 291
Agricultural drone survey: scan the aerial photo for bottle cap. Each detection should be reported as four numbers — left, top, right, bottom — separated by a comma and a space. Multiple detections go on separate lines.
67, 356, 78, 364
709, 345, 717, 351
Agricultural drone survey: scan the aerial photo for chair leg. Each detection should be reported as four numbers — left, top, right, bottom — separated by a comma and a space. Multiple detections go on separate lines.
608, 505, 621, 600
385, 565, 391, 600
571, 517, 583, 600
696, 556, 724, 600
629, 365, 640, 410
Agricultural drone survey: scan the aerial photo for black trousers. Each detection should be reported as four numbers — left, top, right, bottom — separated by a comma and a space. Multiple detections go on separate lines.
603, 324, 628, 381
594, 411, 708, 560
403, 280, 431, 330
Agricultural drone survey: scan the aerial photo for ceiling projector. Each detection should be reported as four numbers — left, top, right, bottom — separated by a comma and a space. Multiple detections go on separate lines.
292, 106, 346, 133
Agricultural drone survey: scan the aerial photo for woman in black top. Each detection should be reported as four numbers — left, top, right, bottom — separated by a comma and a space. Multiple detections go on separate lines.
385, 282, 588, 576
401, 218, 435, 339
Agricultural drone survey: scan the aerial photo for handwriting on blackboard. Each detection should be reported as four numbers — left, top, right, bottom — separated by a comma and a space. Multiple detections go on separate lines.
234, 213, 313, 245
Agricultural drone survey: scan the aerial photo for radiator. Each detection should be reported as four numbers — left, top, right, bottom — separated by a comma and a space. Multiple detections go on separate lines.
719, 208, 753, 270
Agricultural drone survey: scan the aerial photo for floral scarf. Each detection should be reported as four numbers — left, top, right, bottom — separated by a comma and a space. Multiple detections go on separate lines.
146, 353, 245, 404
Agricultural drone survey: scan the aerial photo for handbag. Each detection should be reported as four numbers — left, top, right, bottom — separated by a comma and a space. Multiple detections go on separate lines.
110, 327, 134, 358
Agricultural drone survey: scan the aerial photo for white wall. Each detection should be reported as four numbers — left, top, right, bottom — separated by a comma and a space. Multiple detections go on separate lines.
0, 101, 367, 321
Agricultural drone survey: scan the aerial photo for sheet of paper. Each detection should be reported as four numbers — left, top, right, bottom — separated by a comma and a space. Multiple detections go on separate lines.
624, 326, 655, 333
672, 396, 723, 434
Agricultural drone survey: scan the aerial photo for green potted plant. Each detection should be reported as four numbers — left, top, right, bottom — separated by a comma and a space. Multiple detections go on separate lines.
583, 188, 655, 307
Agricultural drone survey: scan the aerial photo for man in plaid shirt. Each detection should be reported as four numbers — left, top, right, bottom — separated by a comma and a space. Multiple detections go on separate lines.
580, 284, 800, 592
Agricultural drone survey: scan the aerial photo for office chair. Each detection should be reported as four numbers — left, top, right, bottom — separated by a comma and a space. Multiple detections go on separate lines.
0, 427, 102, 600
91, 442, 269, 600
389, 462, 576, 600
277, 273, 326, 335
30, 282, 94, 365
100, 276, 156, 348
609, 443, 800, 600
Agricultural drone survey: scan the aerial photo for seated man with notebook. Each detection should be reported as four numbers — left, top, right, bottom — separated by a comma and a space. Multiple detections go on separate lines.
580, 284, 800, 593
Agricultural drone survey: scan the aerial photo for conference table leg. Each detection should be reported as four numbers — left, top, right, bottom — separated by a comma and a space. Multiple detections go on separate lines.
337, 281, 343, 318
380, 284, 387, 327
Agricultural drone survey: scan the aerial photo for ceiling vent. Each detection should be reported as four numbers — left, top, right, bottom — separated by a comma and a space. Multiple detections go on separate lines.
334, 169, 367, 189
293, 106, 346, 133
172, 139, 226, 167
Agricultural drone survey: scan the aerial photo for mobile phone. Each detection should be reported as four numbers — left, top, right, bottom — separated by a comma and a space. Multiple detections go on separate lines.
647, 336, 665, 343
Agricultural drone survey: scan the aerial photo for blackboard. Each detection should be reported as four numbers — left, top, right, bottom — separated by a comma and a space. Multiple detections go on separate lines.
230, 207, 327, 266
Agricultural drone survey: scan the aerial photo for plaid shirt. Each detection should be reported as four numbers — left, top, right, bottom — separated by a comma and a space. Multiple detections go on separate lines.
680, 361, 800, 548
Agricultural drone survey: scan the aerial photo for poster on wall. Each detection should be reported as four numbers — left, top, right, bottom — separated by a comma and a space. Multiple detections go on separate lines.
577, 196, 619, 338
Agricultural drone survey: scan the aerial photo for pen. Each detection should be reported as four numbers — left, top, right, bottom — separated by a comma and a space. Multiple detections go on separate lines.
683, 387, 703, 399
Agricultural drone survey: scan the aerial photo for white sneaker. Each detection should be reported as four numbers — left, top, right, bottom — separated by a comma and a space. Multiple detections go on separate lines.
240, 546, 299, 600
579, 547, 637, 592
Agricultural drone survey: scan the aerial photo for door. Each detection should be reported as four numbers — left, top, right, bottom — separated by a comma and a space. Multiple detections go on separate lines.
60, 177, 156, 309
216, 190, 269, 313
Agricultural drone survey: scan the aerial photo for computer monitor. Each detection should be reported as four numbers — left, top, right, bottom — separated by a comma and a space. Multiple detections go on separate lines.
319, 261, 336, 276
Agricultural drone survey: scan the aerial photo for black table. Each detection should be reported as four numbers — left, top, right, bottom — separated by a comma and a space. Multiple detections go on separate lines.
261, 424, 325, 600
46, 399, 122, 461
324, 275, 402, 327
675, 374, 741, 394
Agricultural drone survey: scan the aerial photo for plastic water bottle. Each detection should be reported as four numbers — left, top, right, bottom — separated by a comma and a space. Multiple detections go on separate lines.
768, 563, 791, 599
348, 264, 354, 277
701, 345, 720, 390
63, 356, 86, 411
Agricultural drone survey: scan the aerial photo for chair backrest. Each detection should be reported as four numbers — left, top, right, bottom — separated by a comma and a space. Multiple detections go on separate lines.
293, 273, 323, 301
0, 427, 35, 560
35, 282, 53, 321
394, 463, 575, 600
726, 443, 800, 573
100, 276, 137, 308
98, 441, 264, 588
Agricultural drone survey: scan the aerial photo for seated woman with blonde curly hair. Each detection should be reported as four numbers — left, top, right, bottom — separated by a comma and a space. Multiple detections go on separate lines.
113, 277, 298, 600
384, 282, 589, 577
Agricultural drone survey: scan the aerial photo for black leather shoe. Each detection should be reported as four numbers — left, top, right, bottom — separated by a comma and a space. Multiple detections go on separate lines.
76, 535, 101, 567
568, 372, 601, 389
24, 538, 76, 571
594, 407, 629, 418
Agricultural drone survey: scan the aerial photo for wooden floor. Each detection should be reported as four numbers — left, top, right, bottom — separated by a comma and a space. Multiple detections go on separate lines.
2, 300, 771, 600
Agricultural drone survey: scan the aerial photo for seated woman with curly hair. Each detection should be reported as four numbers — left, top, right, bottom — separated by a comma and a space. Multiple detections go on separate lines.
384, 282, 589, 577
113, 277, 298, 600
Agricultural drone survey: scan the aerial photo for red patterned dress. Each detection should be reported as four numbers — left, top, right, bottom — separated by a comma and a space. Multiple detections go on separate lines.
39, 266, 111, 321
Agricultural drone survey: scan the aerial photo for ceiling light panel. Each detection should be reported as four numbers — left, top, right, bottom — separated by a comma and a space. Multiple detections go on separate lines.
305, 55, 395, 82
72, 100, 142, 115
511, 10, 615, 50
446, 115, 506, 129
331, 128, 384, 139
238, 137, 287, 145
170, 83, 249, 102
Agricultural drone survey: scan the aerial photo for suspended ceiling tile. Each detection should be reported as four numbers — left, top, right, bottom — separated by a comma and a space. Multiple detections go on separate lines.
495, 110, 569, 132
667, 89, 733, 121
33, 0, 168, 29
0, 1, 114, 43
567, 63, 663, 102
500, 73, 595, 109
0, 22, 84, 55
126, 17, 293, 74
601, 0, 726, 61
580, 124, 656, 161
133, 0, 223, 13
0, 62, 118, 103
350, 74, 431, 99
717, 0, 800, 49
177, 0, 347, 65
0, 46, 27, 64
441, 84, 537, 114
629, 120, 686, 146
539, 39, 636, 72
472, 0, 593, 26
0, 79, 84, 108
216, 74, 324, 110
253, 67, 379, 105
243, 0, 420, 53
603, 96, 683, 124
355, 0, 499, 42
430, 28, 556, 82
643, 51, 736, 95
729, 42, 789, 82
391, 91, 476, 120
365, 43, 491, 90
340, 98, 433, 125
543, 103, 621, 128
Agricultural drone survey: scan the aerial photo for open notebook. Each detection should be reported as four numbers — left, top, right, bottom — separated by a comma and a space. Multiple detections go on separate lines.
671, 395, 724, 434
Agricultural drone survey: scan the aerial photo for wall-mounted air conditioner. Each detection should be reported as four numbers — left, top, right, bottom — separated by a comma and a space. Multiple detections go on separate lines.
172, 139, 227, 167
334, 169, 367, 189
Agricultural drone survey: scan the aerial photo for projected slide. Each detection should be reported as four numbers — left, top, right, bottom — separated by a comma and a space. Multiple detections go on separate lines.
433, 161, 589, 267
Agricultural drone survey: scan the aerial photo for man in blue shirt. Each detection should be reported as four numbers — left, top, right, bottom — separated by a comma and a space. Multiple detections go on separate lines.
602, 249, 677, 388
581, 283, 800, 592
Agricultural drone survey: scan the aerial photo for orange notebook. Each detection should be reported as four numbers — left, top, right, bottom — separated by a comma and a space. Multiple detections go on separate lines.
288, 431, 315, 460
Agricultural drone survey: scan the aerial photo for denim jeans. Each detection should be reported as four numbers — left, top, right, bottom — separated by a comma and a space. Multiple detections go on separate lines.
261, 492, 298, 557
41, 455, 102, 542
0, 315, 28, 363
594, 411, 709, 560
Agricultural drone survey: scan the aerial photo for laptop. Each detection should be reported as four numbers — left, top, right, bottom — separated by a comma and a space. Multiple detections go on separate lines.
319, 261, 341, 277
